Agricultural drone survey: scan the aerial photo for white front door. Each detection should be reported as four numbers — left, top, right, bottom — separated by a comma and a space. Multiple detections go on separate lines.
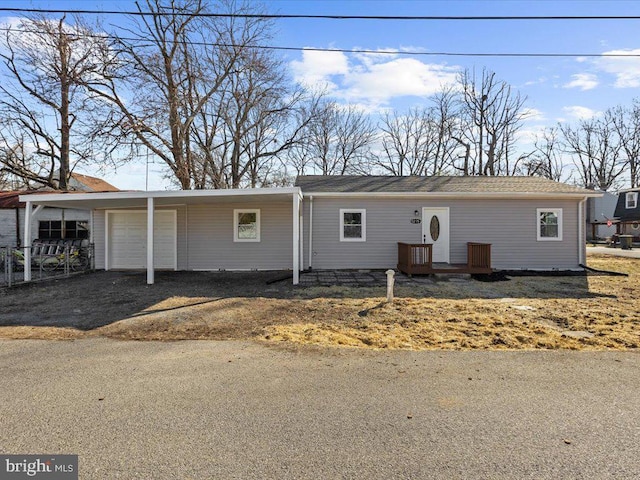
422, 207, 450, 263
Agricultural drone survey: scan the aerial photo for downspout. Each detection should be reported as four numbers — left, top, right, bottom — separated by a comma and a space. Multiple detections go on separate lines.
308, 195, 313, 270
578, 197, 587, 265
15, 206, 21, 247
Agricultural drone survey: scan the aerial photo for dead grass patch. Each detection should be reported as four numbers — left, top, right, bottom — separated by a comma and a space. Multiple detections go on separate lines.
0, 255, 638, 350
265, 255, 640, 351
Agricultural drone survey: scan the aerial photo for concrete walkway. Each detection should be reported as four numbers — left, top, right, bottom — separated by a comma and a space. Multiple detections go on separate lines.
587, 246, 640, 258
299, 269, 468, 287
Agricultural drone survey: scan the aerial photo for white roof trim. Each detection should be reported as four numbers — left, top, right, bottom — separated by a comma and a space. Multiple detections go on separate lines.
303, 191, 602, 199
20, 187, 302, 204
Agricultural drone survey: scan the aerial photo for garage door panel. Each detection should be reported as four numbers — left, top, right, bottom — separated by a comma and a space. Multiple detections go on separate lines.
108, 211, 176, 270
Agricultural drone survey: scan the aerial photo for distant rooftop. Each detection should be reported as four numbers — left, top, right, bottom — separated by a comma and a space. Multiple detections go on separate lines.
1, 172, 119, 208
295, 175, 597, 195
69, 172, 119, 192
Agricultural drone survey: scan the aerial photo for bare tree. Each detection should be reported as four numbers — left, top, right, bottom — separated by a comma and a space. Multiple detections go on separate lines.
430, 87, 460, 175
84, 0, 305, 190
0, 15, 117, 190
210, 45, 312, 188
376, 88, 459, 176
84, 0, 241, 189
610, 102, 640, 188
377, 107, 432, 176
522, 127, 568, 181
560, 114, 627, 191
456, 68, 527, 176
0, 132, 33, 189
288, 100, 376, 175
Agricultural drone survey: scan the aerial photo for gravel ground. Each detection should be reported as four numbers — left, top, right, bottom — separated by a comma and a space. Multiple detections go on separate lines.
0, 339, 638, 479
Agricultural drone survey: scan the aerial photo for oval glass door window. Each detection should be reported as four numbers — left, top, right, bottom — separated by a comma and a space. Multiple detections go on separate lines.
430, 215, 440, 241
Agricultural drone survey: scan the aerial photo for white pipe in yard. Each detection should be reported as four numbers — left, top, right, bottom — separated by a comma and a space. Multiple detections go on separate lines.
386, 269, 395, 303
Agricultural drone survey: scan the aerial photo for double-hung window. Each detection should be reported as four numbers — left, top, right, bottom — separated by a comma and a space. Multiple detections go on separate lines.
340, 209, 366, 242
626, 192, 638, 209
537, 208, 563, 241
234, 209, 260, 242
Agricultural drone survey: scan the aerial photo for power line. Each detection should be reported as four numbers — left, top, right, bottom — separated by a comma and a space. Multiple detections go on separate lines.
0, 7, 640, 20
0, 27, 638, 58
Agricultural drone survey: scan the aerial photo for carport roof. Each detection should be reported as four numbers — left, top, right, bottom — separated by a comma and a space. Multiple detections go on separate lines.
19, 187, 302, 209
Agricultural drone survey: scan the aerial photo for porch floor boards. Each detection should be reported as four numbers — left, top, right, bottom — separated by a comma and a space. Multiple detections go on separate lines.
397, 262, 492, 276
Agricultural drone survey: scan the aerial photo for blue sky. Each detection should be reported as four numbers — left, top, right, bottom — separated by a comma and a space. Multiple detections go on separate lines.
2, 0, 640, 190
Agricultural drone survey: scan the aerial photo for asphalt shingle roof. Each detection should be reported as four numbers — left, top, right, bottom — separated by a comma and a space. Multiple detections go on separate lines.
70, 172, 119, 192
295, 175, 596, 195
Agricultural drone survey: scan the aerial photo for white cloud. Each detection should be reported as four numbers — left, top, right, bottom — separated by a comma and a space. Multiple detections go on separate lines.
596, 49, 640, 88
0, 16, 22, 29
521, 107, 545, 122
562, 106, 600, 120
522, 77, 547, 87
290, 49, 350, 93
290, 48, 459, 109
351, 48, 399, 67
0, 16, 23, 54
563, 73, 598, 91
515, 126, 545, 146
344, 58, 458, 103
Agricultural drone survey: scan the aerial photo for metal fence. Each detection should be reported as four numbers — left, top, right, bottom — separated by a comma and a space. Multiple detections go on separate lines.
1, 242, 95, 287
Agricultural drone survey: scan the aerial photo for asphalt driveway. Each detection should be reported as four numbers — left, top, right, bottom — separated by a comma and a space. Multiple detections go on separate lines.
0, 340, 638, 479
587, 246, 640, 258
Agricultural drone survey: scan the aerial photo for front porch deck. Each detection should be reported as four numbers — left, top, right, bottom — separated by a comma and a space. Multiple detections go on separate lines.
397, 242, 492, 276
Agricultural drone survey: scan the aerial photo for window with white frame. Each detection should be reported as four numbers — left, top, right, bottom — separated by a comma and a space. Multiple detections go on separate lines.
626, 192, 638, 209
233, 209, 260, 242
537, 208, 563, 241
340, 209, 366, 242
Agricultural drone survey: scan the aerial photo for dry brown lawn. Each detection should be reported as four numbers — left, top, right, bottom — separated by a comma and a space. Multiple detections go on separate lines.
1, 255, 638, 350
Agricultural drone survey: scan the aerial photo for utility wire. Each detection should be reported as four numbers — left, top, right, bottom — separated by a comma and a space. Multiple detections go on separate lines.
0, 27, 638, 58
0, 7, 640, 20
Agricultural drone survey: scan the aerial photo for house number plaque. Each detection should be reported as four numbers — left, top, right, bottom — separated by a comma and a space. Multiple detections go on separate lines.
410, 218, 421, 224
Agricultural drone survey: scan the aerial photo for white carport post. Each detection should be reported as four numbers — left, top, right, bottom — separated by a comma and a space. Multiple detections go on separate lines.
24, 201, 32, 281
292, 191, 300, 285
147, 196, 155, 285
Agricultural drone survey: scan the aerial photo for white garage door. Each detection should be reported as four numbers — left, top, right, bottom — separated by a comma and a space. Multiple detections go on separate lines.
107, 211, 177, 270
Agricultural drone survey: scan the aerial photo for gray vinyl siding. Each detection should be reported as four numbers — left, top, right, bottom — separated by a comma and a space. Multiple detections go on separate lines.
304, 197, 581, 270
1, 207, 90, 247
187, 202, 292, 270
176, 206, 188, 270
0, 210, 21, 247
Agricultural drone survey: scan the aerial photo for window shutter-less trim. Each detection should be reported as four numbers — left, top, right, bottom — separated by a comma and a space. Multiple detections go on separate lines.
537, 208, 563, 241
339, 209, 366, 242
